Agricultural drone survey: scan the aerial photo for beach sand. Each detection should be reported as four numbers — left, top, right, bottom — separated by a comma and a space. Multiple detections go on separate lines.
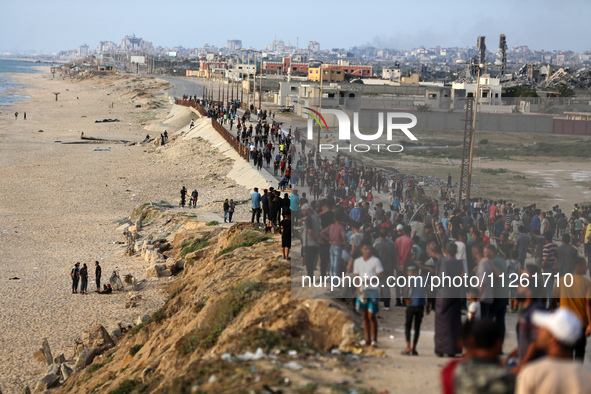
0, 70, 251, 392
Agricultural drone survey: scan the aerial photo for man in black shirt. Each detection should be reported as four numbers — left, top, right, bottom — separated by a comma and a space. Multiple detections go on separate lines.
95, 261, 102, 292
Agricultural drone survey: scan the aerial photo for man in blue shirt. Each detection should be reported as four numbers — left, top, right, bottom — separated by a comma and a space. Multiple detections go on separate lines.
349, 203, 361, 223
530, 209, 541, 234
290, 190, 301, 222
251, 187, 262, 224
392, 196, 401, 212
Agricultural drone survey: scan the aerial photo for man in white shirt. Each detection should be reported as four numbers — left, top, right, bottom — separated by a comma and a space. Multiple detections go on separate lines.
516, 308, 591, 394
353, 242, 384, 348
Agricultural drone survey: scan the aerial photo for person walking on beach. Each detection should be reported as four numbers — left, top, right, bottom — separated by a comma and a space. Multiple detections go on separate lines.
14, 112, 18, 120
71, 262, 80, 294
191, 189, 198, 208
23, 112, 27, 120
228, 199, 235, 223
95, 261, 102, 292
79, 263, 88, 295
223, 199, 230, 223
180, 186, 187, 208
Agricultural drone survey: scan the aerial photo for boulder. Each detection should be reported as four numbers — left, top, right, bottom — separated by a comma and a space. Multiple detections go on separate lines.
46, 363, 61, 376
165, 258, 177, 272
60, 364, 73, 381
159, 268, 172, 277
135, 218, 143, 231
176, 259, 185, 270
146, 263, 171, 278
116, 223, 131, 233
75, 348, 96, 370
41, 338, 53, 365
158, 242, 171, 253
34, 373, 59, 392
81, 324, 115, 354
53, 354, 66, 364
136, 314, 151, 325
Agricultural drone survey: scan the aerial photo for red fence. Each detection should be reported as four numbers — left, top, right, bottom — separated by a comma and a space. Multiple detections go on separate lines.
175, 99, 198, 108
195, 103, 207, 117
211, 119, 250, 162
176, 98, 249, 162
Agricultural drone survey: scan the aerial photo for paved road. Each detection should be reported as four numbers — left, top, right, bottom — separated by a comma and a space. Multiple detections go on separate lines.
155, 76, 204, 100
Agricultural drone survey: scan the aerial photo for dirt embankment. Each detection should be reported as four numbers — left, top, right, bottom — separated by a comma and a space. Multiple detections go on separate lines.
52, 204, 378, 393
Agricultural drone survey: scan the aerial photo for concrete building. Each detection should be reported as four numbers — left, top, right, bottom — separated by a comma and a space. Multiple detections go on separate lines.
308, 66, 345, 83
120, 35, 152, 52
382, 68, 401, 81
308, 41, 320, 52
401, 73, 420, 84
224, 62, 256, 80
452, 75, 502, 106
77, 44, 89, 58
263, 58, 308, 74
226, 39, 242, 51
336, 59, 372, 77
98, 41, 117, 53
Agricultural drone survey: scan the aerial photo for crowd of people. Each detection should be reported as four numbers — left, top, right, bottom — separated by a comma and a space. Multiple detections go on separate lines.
196, 95, 591, 391
294, 178, 591, 392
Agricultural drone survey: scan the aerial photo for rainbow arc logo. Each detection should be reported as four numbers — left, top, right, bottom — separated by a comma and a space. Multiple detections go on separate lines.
303, 107, 329, 132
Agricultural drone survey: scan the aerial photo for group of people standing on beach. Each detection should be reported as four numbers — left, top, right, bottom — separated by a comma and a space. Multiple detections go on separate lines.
70, 261, 110, 295
179, 186, 199, 208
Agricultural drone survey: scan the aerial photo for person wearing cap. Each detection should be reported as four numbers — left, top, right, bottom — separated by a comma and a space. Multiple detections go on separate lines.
551, 256, 591, 361
515, 308, 591, 393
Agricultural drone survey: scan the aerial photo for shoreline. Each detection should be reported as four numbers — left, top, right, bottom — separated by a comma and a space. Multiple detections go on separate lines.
0, 70, 251, 392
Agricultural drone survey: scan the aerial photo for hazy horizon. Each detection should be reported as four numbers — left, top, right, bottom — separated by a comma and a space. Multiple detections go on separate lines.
1, 0, 589, 54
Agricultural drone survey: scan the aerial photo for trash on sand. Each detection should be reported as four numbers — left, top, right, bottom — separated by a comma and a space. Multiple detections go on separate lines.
288, 350, 298, 357
331, 349, 341, 355
236, 348, 265, 361
92, 148, 111, 152
8, 277, 20, 280
284, 362, 303, 371
95, 119, 120, 123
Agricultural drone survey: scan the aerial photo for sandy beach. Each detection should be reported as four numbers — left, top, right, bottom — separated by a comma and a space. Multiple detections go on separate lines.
0, 70, 251, 392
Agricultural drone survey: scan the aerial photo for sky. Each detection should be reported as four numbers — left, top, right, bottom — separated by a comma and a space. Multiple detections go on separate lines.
1, 0, 589, 54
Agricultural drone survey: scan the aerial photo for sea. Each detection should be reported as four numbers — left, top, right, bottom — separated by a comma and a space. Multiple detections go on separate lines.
0, 58, 41, 110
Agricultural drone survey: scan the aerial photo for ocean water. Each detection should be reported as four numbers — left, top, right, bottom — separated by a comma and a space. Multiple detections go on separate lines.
0, 58, 40, 109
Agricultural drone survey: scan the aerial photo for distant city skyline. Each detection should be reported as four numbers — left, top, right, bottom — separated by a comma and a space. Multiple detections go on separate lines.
1, 0, 589, 54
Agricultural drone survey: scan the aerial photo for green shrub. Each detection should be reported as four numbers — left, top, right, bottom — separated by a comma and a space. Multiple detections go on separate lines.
129, 344, 143, 357
207, 220, 219, 226
180, 238, 209, 258
217, 231, 270, 257
479, 139, 489, 145
87, 363, 104, 374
